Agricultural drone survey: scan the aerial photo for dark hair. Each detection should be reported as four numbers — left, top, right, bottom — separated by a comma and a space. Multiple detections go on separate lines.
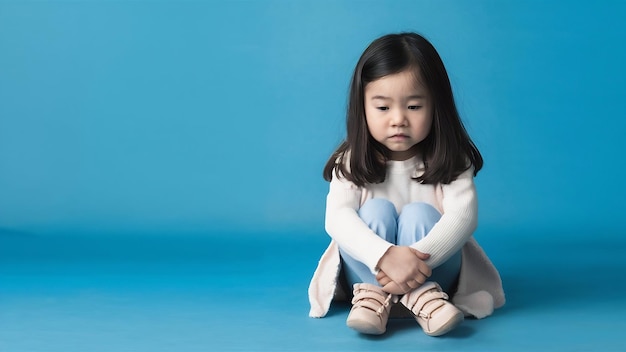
323, 32, 483, 186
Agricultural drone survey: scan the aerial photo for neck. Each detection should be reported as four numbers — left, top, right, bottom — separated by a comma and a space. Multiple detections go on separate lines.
388, 145, 420, 161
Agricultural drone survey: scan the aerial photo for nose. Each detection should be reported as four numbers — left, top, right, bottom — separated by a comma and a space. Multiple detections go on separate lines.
390, 109, 407, 127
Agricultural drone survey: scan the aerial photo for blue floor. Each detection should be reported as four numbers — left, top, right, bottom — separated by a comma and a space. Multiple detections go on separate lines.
1, 230, 625, 351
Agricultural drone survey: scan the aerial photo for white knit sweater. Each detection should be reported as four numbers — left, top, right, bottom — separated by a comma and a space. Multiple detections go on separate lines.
325, 156, 477, 273
309, 156, 505, 319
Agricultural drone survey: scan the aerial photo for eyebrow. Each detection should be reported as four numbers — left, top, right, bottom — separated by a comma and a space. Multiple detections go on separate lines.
371, 95, 425, 100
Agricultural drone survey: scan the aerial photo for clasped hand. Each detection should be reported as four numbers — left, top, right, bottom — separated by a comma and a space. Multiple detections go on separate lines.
376, 246, 431, 295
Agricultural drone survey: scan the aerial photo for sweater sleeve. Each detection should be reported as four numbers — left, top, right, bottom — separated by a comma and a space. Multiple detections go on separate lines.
324, 171, 394, 274
409, 166, 478, 268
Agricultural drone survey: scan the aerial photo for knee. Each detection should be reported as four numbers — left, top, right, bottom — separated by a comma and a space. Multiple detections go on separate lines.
358, 198, 397, 226
397, 202, 441, 244
400, 202, 441, 224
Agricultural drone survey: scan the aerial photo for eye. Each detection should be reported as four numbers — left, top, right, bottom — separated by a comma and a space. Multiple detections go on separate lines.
408, 105, 422, 110
376, 106, 389, 111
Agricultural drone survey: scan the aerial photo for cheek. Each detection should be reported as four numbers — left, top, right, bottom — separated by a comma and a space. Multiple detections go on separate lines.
424, 110, 434, 128
416, 114, 433, 136
365, 123, 378, 138
425, 115, 434, 131
365, 116, 381, 134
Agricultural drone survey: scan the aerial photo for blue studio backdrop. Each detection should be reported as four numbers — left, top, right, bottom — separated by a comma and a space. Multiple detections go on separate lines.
1, 1, 626, 351
2, 1, 625, 237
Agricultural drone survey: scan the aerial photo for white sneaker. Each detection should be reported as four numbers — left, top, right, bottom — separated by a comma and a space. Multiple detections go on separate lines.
400, 282, 464, 336
346, 283, 397, 335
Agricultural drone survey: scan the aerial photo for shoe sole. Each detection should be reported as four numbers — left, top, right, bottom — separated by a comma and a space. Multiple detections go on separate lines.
346, 318, 386, 335
424, 311, 464, 337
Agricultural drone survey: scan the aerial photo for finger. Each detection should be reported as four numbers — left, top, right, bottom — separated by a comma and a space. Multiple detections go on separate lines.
382, 282, 406, 295
377, 275, 392, 286
419, 265, 432, 278
406, 279, 420, 289
384, 281, 408, 295
411, 248, 431, 260
376, 270, 387, 281
414, 273, 428, 285
398, 281, 411, 294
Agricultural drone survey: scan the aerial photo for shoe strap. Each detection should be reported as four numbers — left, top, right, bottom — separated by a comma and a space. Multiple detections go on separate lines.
351, 287, 396, 317
406, 289, 449, 317
376, 293, 395, 316
417, 300, 447, 319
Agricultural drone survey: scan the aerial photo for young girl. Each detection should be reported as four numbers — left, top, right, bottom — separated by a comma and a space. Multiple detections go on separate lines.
308, 32, 505, 336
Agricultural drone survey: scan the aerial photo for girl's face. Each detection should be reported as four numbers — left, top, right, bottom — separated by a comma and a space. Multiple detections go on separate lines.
364, 69, 433, 161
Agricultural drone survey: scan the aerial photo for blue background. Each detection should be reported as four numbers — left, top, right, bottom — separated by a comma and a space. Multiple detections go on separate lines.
1, 1, 626, 351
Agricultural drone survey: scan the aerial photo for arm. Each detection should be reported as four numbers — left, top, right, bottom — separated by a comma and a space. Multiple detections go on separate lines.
324, 170, 393, 274
409, 166, 478, 268
326, 171, 433, 292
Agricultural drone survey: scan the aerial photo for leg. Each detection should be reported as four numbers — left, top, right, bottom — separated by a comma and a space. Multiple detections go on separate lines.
340, 198, 398, 286
397, 202, 461, 293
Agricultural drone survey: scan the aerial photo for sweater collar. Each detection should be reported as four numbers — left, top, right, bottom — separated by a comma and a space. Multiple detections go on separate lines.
386, 156, 421, 174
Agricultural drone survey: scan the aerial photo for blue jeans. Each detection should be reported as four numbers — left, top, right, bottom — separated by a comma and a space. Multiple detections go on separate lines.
339, 199, 462, 294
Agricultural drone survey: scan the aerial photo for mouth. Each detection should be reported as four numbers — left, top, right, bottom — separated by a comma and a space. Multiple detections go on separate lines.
389, 134, 409, 139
